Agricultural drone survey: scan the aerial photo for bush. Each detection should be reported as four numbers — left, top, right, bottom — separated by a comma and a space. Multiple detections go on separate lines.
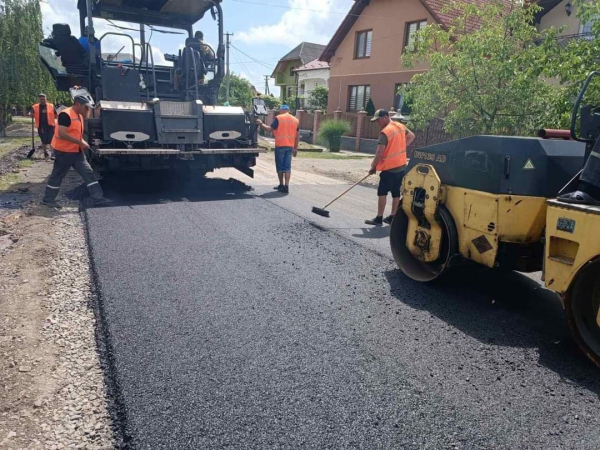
308, 86, 328, 111
365, 98, 376, 116
262, 95, 280, 110
317, 120, 352, 152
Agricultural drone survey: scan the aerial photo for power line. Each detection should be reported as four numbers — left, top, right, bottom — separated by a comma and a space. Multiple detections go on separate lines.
230, 44, 274, 70
230, 59, 279, 65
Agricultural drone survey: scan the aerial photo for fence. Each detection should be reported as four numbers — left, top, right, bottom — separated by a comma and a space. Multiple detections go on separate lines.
299, 112, 314, 131
362, 119, 381, 140
263, 109, 453, 153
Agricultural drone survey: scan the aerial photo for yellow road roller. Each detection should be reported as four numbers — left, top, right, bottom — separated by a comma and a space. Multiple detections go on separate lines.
391, 74, 600, 367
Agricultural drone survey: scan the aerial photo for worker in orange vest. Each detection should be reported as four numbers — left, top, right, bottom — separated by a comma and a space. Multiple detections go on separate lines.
29, 93, 57, 159
366, 109, 415, 226
256, 104, 299, 194
42, 96, 110, 208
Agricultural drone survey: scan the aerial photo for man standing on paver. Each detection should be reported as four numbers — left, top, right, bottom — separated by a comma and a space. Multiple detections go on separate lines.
365, 109, 415, 226
29, 93, 57, 159
256, 104, 299, 194
42, 96, 110, 208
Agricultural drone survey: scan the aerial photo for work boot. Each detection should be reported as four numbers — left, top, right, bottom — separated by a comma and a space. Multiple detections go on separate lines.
41, 199, 62, 209
281, 185, 289, 194
365, 216, 383, 226
274, 184, 284, 191
383, 215, 394, 225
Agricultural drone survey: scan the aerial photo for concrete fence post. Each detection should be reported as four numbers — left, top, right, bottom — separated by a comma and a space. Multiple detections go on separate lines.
334, 108, 341, 121
355, 109, 367, 152
312, 109, 323, 144
296, 109, 304, 129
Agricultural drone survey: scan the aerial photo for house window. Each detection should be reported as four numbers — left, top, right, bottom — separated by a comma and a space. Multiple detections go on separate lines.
354, 30, 373, 59
580, 15, 598, 35
348, 85, 371, 112
286, 85, 296, 99
404, 20, 427, 51
394, 83, 412, 115
289, 66, 296, 76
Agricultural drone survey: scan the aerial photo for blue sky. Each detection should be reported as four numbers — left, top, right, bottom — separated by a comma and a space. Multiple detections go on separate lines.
42, 0, 354, 96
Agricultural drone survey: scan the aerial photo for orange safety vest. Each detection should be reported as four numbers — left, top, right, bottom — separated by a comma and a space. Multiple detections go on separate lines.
51, 108, 84, 153
272, 113, 299, 148
32, 103, 56, 129
377, 121, 408, 171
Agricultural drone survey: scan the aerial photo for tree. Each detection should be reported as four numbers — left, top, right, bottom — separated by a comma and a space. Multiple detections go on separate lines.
308, 86, 328, 111
262, 94, 280, 110
0, 0, 61, 134
365, 98, 375, 116
544, 0, 600, 128
218, 73, 253, 109
403, 1, 563, 137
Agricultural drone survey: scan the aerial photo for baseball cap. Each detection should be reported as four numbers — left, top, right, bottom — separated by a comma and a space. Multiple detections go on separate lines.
370, 109, 389, 122
73, 95, 94, 107
38, 93, 47, 98
280, 104, 290, 111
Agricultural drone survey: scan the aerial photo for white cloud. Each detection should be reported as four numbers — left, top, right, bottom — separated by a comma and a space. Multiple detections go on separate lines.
237, 0, 353, 47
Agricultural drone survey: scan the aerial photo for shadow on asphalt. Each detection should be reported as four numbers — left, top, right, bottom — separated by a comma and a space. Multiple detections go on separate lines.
259, 190, 289, 199
88, 172, 254, 207
351, 226, 391, 239
385, 267, 600, 394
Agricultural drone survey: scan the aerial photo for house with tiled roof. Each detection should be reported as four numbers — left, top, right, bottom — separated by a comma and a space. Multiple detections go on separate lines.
319, 0, 511, 115
271, 42, 326, 103
534, 0, 594, 44
293, 59, 330, 109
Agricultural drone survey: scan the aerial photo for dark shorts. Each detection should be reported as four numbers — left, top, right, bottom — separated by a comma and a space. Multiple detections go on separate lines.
274, 146, 293, 172
38, 126, 55, 145
378, 169, 405, 198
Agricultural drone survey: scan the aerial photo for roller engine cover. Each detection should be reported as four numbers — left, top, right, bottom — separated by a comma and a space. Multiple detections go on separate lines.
409, 136, 585, 198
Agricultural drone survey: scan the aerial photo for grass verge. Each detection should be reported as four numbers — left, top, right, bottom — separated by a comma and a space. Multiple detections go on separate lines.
0, 137, 30, 158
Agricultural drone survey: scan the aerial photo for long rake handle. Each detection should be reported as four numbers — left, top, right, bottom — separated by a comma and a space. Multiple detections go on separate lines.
322, 174, 371, 210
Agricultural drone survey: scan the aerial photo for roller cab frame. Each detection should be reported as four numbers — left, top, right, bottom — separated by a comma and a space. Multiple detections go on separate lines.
39, 0, 265, 177
390, 73, 600, 367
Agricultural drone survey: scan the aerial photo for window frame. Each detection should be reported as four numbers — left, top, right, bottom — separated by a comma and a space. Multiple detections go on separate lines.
347, 84, 371, 112
404, 19, 427, 52
354, 29, 373, 60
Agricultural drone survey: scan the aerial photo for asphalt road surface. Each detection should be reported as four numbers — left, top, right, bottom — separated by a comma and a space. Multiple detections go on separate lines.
85, 162, 599, 449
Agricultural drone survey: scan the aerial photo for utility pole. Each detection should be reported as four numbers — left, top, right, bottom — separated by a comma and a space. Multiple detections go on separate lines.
225, 32, 233, 104
264, 75, 270, 96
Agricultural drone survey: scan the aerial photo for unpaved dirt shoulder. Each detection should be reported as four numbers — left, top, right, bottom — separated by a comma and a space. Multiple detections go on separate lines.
0, 158, 117, 449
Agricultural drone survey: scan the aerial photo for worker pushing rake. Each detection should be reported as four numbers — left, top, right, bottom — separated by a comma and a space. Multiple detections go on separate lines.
312, 109, 415, 222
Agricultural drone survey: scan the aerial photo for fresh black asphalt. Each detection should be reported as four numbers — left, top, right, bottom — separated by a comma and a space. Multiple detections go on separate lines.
85, 177, 600, 449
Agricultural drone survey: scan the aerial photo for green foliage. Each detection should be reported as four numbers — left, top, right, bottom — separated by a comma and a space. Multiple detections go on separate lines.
262, 94, 281, 110
403, 1, 563, 136
544, 0, 600, 128
0, 0, 61, 133
286, 96, 299, 112
317, 119, 352, 152
365, 98, 375, 116
218, 73, 253, 109
308, 86, 328, 111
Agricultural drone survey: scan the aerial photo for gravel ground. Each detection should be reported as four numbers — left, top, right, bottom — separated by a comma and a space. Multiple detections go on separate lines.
0, 157, 116, 449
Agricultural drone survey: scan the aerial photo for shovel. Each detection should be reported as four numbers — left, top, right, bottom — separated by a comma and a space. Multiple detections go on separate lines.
26, 115, 35, 159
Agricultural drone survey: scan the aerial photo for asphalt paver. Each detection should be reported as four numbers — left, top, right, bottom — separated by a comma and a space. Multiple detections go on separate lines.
85, 176, 599, 449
